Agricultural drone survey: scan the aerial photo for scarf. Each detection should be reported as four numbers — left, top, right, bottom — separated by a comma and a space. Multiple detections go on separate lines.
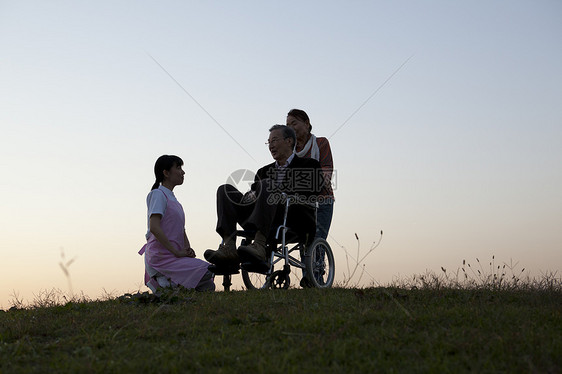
295, 133, 320, 161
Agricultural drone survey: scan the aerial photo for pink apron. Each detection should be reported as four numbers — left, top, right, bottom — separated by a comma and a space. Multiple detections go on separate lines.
139, 190, 210, 290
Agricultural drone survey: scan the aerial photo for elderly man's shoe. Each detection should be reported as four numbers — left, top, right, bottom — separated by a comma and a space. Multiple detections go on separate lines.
204, 244, 239, 265
237, 242, 267, 263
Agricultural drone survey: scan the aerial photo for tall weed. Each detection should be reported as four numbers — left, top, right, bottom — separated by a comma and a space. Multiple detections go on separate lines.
392, 256, 561, 291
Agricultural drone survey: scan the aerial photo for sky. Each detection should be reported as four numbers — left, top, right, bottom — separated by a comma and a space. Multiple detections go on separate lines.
1, 1, 561, 309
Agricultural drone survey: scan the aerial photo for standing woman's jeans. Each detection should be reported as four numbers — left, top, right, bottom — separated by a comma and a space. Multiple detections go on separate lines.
315, 199, 334, 240
301, 198, 334, 285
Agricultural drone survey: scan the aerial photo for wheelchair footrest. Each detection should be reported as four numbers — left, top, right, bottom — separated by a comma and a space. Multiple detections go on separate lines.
208, 264, 240, 275
240, 261, 270, 274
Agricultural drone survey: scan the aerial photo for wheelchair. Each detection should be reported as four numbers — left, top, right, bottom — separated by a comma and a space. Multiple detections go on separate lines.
209, 193, 335, 290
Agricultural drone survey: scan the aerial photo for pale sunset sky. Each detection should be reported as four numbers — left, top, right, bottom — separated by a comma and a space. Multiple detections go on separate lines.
1, 1, 561, 308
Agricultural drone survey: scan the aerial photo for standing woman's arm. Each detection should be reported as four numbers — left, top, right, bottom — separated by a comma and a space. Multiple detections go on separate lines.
318, 137, 334, 180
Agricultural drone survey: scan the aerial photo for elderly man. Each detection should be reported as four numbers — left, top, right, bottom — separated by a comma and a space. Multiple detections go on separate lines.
204, 124, 324, 267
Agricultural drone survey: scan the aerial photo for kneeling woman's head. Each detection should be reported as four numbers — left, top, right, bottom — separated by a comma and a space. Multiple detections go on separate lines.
151, 155, 184, 190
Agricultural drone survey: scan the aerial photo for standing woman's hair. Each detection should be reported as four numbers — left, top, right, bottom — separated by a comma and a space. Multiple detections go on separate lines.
151, 155, 184, 190
287, 108, 312, 133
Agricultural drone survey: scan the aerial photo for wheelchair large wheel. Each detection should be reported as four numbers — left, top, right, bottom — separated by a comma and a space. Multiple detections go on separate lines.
241, 270, 269, 290
304, 238, 335, 288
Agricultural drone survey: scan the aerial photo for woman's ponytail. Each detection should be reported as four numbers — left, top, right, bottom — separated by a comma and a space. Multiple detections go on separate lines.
151, 179, 160, 190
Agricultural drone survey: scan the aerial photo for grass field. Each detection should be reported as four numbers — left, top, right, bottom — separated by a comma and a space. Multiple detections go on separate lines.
1, 272, 561, 373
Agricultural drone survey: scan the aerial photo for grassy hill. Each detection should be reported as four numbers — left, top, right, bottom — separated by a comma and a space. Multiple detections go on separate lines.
1, 282, 560, 373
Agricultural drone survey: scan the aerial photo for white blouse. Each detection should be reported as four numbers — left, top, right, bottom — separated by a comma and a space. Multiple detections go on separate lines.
145, 186, 178, 240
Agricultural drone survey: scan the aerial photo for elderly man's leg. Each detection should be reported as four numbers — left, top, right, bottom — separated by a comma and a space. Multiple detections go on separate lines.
237, 181, 280, 263
205, 184, 251, 265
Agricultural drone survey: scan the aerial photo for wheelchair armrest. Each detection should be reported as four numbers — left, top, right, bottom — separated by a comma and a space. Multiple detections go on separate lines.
282, 193, 317, 210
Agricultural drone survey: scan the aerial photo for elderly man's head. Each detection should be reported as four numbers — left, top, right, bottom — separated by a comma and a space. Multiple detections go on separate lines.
267, 125, 295, 164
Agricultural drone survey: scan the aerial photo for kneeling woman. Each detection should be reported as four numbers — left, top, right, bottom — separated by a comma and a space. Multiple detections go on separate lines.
139, 155, 215, 292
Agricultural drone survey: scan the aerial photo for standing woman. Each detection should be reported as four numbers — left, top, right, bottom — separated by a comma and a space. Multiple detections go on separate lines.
286, 109, 335, 240
139, 155, 215, 292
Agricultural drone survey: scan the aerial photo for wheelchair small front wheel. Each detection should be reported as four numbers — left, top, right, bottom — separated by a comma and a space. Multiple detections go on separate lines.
304, 238, 335, 288
241, 270, 269, 290
269, 270, 290, 289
